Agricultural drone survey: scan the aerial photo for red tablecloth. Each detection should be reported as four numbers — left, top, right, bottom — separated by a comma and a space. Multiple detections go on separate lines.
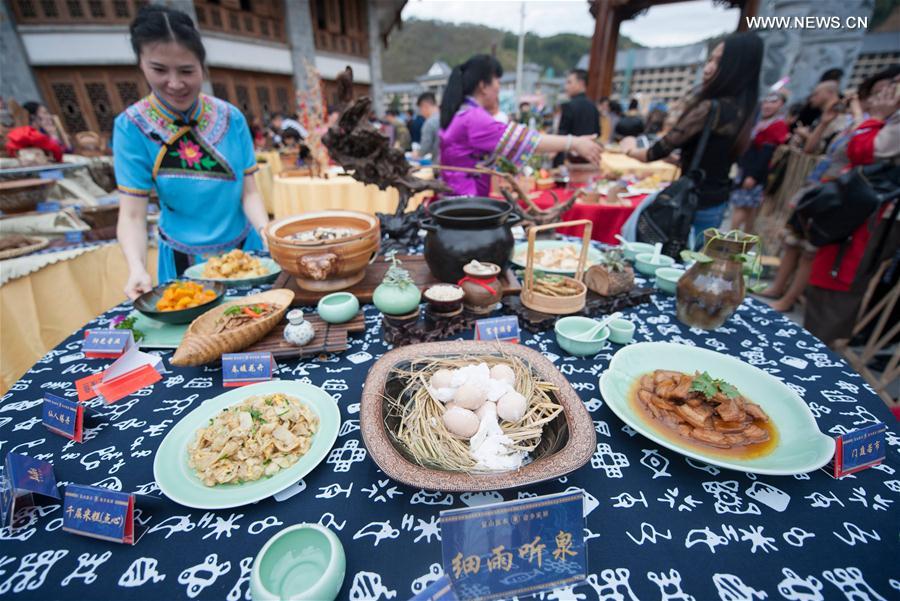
524, 188, 646, 244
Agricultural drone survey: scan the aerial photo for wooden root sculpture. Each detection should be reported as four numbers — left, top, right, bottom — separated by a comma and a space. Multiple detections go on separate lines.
322, 97, 449, 252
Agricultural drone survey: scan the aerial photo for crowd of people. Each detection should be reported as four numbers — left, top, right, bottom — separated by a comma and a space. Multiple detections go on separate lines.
1, 5, 897, 353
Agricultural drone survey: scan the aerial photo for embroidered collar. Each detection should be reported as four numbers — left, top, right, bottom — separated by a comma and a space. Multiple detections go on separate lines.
125, 92, 231, 146
148, 93, 203, 126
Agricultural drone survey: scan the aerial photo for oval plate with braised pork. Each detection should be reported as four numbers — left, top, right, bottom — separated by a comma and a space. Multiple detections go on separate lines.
599, 342, 834, 475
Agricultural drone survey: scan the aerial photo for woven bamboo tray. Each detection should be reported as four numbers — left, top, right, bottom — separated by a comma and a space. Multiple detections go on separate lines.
0, 235, 49, 260
170, 289, 294, 366
520, 220, 591, 315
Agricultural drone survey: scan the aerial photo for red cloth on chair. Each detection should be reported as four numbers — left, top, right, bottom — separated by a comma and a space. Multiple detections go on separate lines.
4, 126, 64, 162
516, 188, 646, 244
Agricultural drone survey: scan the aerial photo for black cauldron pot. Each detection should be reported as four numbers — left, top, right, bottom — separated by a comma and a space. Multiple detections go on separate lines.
421, 197, 521, 282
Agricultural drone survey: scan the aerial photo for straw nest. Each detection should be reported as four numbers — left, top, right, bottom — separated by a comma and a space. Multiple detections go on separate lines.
383, 352, 564, 472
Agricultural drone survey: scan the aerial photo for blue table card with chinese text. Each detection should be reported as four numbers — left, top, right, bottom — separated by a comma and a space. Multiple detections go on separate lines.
38, 169, 63, 180
42, 393, 83, 442
474, 316, 520, 343
439, 491, 586, 601
36, 201, 61, 212
409, 575, 459, 601
2, 452, 60, 527
83, 329, 133, 359
832, 423, 887, 477
222, 352, 276, 387
65, 231, 83, 243
63, 484, 134, 544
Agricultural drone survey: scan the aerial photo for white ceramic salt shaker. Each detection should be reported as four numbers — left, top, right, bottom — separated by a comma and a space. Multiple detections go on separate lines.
283, 309, 315, 346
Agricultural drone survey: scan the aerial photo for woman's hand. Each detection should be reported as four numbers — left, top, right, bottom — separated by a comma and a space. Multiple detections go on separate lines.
124, 269, 153, 300
618, 136, 638, 153
742, 176, 756, 190
868, 85, 900, 122
821, 97, 843, 124
572, 135, 603, 163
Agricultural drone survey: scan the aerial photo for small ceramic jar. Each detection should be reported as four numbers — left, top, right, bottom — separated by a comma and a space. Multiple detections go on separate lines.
423, 284, 464, 313
283, 309, 315, 346
458, 261, 502, 314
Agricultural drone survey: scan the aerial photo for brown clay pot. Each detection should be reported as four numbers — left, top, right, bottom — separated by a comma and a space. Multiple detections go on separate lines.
458, 262, 502, 314
266, 210, 380, 292
676, 231, 752, 330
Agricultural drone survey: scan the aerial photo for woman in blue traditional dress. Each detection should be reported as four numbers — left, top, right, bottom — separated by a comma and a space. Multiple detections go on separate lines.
115, 5, 268, 299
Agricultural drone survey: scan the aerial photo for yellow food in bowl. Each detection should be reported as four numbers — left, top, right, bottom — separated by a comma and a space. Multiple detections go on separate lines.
156, 281, 217, 312
203, 249, 268, 279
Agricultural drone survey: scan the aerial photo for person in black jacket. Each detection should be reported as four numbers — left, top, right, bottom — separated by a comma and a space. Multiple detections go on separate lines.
554, 69, 600, 165
619, 31, 764, 244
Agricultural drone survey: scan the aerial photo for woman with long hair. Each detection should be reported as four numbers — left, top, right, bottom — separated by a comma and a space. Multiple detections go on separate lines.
620, 32, 764, 239
114, 5, 268, 298
439, 54, 602, 196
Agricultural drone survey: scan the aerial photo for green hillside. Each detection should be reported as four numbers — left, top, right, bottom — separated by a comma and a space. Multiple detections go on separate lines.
383, 18, 645, 83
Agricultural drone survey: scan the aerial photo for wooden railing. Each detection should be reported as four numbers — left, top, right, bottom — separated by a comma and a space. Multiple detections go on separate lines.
11, 0, 285, 44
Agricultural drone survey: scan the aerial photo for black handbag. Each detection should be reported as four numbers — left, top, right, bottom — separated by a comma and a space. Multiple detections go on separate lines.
790, 161, 900, 247
636, 100, 719, 256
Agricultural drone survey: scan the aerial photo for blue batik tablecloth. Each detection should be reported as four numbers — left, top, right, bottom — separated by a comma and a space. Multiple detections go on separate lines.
0, 278, 897, 600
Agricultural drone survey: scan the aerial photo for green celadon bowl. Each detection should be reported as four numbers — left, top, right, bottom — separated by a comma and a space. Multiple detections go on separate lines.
251, 524, 345, 601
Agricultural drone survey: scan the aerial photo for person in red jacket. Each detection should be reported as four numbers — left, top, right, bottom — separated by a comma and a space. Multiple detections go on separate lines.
803, 66, 900, 346
4, 101, 64, 162
729, 91, 790, 232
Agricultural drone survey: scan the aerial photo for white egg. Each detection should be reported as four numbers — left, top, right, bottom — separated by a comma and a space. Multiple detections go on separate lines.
442, 407, 480, 438
490, 363, 516, 386
454, 381, 487, 410
497, 390, 527, 422
445, 401, 461, 411
475, 401, 497, 421
430, 369, 454, 390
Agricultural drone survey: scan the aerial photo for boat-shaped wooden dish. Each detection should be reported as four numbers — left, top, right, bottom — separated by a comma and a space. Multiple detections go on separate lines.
360, 341, 596, 491
170, 289, 294, 366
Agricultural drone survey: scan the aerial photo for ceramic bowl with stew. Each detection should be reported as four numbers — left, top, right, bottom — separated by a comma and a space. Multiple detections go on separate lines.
266, 211, 379, 293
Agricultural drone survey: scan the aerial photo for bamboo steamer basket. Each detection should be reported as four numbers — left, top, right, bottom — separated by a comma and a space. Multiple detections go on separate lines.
520, 220, 592, 315
170, 289, 294, 367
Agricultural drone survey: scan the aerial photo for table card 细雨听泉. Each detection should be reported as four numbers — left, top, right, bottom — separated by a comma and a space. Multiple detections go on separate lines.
63, 484, 135, 545
439, 491, 586, 600
474, 316, 520, 343
1, 452, 60, 528
222, 352, 276, 387
42, 393, 84, 442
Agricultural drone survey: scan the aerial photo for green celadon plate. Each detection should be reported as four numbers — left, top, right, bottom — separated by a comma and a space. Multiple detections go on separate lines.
128, 310, 188, 349
511, 240, 604, 275
599, 342, 834, 475
154, 381, 340, 509
183, 257, 281, 288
